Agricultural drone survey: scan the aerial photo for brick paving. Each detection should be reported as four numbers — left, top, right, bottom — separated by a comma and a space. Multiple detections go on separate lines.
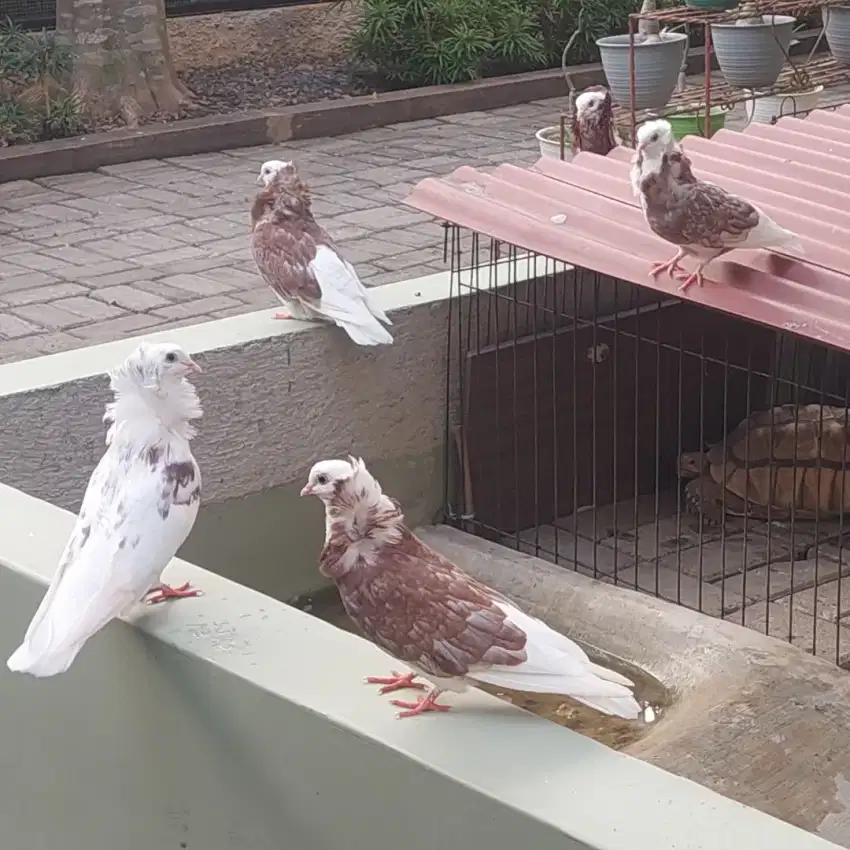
0, 99, 559, 364
2, 82, 850, 364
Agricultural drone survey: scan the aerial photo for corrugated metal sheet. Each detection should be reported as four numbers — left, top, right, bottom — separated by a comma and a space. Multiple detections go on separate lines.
404, 106, 850, 352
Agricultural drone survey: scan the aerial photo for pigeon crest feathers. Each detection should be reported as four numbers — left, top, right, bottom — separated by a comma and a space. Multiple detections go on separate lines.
104, 342, 203, 446
257, 159, 294, 186
303, 457, 405, 565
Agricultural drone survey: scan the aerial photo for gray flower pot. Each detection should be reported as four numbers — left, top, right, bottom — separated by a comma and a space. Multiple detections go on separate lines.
825, 6, 850, 66
596, 32, 688, 111
710, 15, 796, 88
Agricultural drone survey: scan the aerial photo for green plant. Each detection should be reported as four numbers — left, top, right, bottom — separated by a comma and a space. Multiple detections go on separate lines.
350, 0, 654, 85
352, 0, 547, 85
0, 98, 35, 144
0, 17, 83, 146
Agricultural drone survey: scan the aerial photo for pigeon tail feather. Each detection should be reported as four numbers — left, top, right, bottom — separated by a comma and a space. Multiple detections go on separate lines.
7, 633, 83, 678
467, 600, 642, 720
338, 319, 394, 346
743, 212, 805, 255
307, 246, 394, 345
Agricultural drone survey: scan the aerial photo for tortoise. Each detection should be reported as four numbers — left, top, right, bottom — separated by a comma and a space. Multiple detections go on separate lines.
678, 404, 850, 524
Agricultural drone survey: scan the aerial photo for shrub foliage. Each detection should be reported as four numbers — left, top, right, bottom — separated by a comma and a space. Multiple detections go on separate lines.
0, 18, 84, 146
352, 0, 643, 86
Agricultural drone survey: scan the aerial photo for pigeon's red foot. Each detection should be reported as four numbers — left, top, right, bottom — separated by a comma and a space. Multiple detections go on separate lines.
144, 582, 202, 606
365, 670, 426, 695
676, 270, 705, 292
649, 258, 686, 279
390, 689, 452, 719
273, 312, 292, 320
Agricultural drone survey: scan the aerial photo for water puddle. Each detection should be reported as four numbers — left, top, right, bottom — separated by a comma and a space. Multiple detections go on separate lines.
288, 586, 671, 750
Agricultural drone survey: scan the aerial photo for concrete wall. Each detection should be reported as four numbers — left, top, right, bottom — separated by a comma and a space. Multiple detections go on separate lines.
0, 271, 459, 599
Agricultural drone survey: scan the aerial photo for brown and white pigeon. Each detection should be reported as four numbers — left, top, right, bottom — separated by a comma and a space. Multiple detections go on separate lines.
251, 160, 393, 346
633, 119, 804, 291
300, 457, 642, 720
571, 86, 619, 156
7, 342, 204, 678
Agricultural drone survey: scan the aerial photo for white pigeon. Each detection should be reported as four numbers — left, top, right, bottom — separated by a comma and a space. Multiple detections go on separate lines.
301, 457, 643, 720
633, 118, 805, 291
250, 159, 393, 346
7, 342, 204, 678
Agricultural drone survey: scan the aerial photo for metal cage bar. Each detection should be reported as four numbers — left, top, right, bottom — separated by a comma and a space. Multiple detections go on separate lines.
445, 226, 850, 668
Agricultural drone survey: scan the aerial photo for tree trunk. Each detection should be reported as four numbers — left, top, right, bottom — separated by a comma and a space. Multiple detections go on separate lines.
56, 0, 192, 122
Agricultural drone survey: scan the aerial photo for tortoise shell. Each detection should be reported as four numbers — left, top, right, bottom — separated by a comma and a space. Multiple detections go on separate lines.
680, 404, 850, 521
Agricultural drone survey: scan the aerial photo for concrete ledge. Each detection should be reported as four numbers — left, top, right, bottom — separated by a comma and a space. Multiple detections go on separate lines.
0, 482, 840, 850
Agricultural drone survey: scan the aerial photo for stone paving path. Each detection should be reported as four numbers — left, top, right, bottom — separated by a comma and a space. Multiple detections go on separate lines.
0, 99, 560, 364
1, 83, 848, 364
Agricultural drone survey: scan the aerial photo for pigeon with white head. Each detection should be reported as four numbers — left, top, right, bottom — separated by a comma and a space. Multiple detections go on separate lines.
257, 159, 293, 187
301, 457, 643, 720
571, 86, 619, 156
7, 341, 205, 678
251, 161, 393, 346
633, 119, 805, 291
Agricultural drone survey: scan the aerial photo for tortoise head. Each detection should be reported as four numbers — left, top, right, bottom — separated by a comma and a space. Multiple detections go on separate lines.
678, 451, 709, 479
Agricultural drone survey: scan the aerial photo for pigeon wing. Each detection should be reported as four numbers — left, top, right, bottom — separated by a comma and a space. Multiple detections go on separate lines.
7, 450, 200, 677
669, 181, 759, 249
251, 218, 322, 305
335, 540, 527, 680
307, 238, 392, 326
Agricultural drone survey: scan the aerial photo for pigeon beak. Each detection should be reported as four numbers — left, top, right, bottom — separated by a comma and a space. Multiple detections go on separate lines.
187, 358, 203, 374
300, 484, 313, 497
256, 174, 264, 186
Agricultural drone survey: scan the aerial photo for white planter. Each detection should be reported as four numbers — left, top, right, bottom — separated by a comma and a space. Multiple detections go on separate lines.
744, 85, 823, 124
535, 126, 575, 161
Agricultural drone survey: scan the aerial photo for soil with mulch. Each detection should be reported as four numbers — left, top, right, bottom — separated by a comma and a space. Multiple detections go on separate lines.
85, 3, 375, 134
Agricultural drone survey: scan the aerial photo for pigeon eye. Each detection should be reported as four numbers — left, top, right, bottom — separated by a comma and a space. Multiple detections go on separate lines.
165, 352, 177, 363
317, 474, 329, 485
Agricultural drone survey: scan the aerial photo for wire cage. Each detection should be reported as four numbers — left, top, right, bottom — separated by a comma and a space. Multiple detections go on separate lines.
443, 224, 850, 668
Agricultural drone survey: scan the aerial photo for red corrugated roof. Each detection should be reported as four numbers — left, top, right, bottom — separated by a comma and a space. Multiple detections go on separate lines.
404, 106, 850, 352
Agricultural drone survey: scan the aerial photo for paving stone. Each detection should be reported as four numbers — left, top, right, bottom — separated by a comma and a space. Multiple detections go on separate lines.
739, 598, 850, 665
131, 246, 212, 267
0, 283, 90, 306
0, 236, 36, 255
161, 223, 225, 245
60, 260, 140, 282
67, 313, 162, 341
372, 246, 447, 272
42, 246, 119, 267
156, 273, 236, 297
715, 557, 850, 615
0, 313, 41, 339
152, 295, 243, 320
10, 302, 91, 330
0, 271, 61, 293
3, 252, 82, 275
0, 331, 83, 363
91, 285, 171, 312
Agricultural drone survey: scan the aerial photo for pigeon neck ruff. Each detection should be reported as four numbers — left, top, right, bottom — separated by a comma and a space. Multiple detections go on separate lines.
104, 362, 202, 446
321, 462, 405, 577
